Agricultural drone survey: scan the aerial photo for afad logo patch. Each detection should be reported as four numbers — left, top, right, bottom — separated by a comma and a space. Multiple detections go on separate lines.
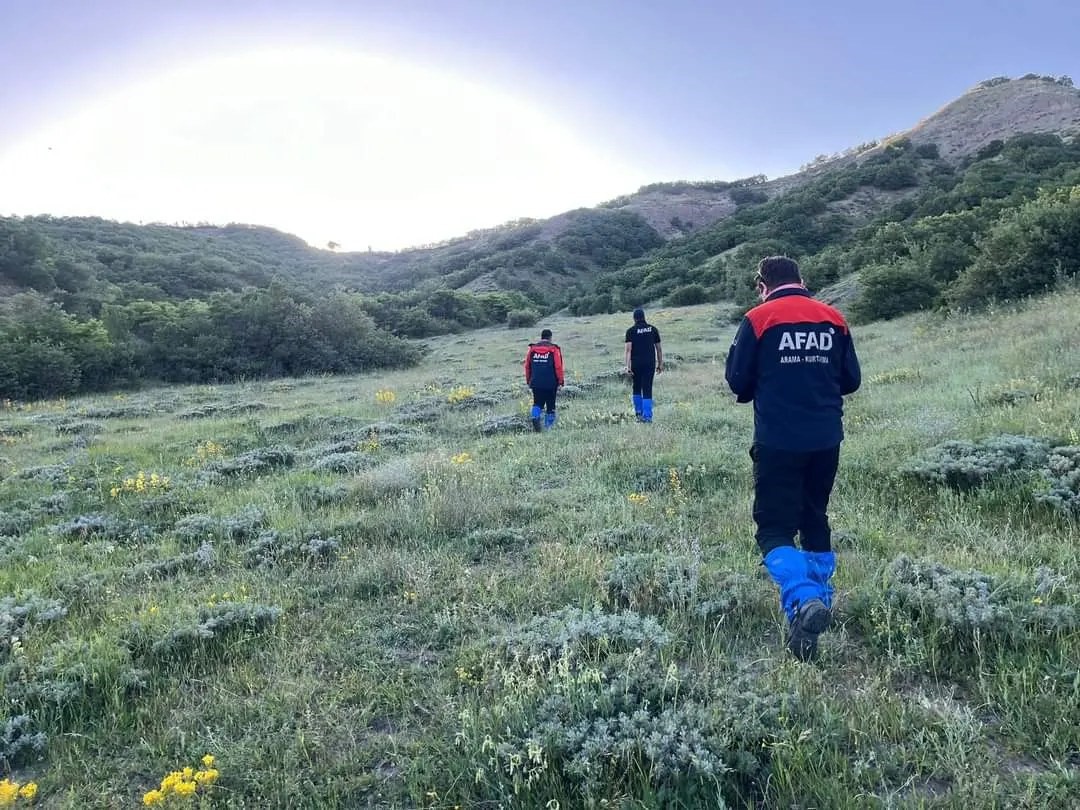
778, 329, 833, 351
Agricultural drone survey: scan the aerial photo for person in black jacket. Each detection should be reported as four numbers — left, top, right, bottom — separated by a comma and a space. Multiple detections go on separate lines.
623, 308, 663, 422
725, 256, 861, 661
524, 328, 564, 431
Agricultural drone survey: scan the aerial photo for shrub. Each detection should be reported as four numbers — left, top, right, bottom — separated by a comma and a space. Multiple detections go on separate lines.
18, 465, 68, 485
172, 514, 221, 545
948, 187, 1080, 308
604, 552, 698, 614
54, 420, 102, 435
1, 595, 67, 662
353, 459, 422, 503
172, 509, 267, 548
447, 607, 797, 807
848, 555, 1078, 671
177, 401, 268, 420
242, 531, 340, 569
1037, 445, 1080, 515
460, 528, 529, 561
489, 606, 669, 662
125, 543, 215, 581
309, 451, 375, 474
478, 415, 530, 436
506, 309, 540, 328
901, 435, 1050, 489
0, 715, 47, 769
588, 523, 662, 551
200, 446, 295, 479
3, 638, 149, 724
851, 262, 940, 322
0, 511, 33, 537
126, 602, 281, 665
293, 482, 352, 508
36, 492, 70, 515
665, 284, 710, 306
871, 160, 918, 190
220, 506, 268, 542
53, 514, 153, 545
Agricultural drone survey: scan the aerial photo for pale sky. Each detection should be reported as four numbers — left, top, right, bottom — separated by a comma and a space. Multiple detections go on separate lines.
1, 0, 1078, 251
0, 47, 647, 251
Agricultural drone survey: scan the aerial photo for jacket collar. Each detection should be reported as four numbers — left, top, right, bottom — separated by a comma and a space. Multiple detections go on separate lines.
765, 285, 810, 301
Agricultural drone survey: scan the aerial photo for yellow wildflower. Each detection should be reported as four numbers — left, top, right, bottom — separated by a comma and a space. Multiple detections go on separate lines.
142, 789, 165, 806
160, 771, 183, 792
174, 780, 197, 797
201, 754, 215, 767
0, 780, 19, 805
17, 782, 37, 801
447, 385, 475, 404
195, 768, 219, 785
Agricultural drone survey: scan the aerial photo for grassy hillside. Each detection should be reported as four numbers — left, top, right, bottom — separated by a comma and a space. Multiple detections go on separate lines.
1, 291, 1078, 808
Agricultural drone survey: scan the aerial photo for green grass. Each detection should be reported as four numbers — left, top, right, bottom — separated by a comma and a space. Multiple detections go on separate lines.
1, 295, 1078, 808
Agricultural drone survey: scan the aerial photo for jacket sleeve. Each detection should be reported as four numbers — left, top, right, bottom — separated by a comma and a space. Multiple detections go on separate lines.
725, 317, 758, 403
554, 346, 565, 387
523, 346, 532, 385
840, 332, 861, 395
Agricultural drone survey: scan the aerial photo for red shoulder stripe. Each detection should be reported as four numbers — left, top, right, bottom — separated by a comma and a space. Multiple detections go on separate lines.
746, 297, 849, 338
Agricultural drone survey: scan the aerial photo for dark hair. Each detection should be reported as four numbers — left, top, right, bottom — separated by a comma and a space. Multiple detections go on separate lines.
756, 256, 802, 288
540, 328, 552, 340
632, 308, 645, 323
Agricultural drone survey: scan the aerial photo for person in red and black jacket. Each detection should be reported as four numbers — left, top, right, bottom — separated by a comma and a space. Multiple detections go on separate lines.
524, 328, 564, 431
726, 256, 861, 661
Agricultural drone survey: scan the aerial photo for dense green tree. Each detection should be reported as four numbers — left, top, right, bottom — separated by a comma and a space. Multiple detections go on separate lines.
949, 187, 1080, 307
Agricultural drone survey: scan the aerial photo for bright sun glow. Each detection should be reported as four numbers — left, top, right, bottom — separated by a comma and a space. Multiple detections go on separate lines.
0, 48, 647, 250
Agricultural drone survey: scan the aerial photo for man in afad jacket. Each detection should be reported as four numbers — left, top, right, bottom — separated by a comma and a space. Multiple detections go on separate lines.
624, 308, 663, 422
524, 328, 564, 432
725, 256, 861, 661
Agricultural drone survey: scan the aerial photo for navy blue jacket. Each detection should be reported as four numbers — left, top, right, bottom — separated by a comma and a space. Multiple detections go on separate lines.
725, 287, 861, 451
524, 340, 564, 389
625, 322, 661, 368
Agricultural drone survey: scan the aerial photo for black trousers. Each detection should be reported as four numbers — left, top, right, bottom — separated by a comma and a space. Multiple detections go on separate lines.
631, 364, 655, 398
751, 443, 840, 556
532, 387, 557, 412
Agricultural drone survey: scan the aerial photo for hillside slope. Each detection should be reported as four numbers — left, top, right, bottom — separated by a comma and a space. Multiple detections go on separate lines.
908, 75, 1080, 161
1, 291, 1077, 806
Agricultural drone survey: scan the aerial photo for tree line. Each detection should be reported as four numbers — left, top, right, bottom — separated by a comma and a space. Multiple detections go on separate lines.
569, 132, 1080, 321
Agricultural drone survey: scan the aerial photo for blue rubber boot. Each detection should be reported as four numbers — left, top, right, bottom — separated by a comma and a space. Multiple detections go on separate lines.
764, 546, 831, 662
530, 405, 542, 432
544, 411, 557, 430
641, 398, 653, 423
805, 551, 836, 609
763, 546, 820, 622
632, 394, 643, 419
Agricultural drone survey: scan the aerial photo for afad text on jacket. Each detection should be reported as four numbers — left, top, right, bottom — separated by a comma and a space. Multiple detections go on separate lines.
725, 288, 861, 452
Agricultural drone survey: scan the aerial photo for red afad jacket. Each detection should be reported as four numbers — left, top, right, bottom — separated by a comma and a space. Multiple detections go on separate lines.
524, 341, 564, 388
